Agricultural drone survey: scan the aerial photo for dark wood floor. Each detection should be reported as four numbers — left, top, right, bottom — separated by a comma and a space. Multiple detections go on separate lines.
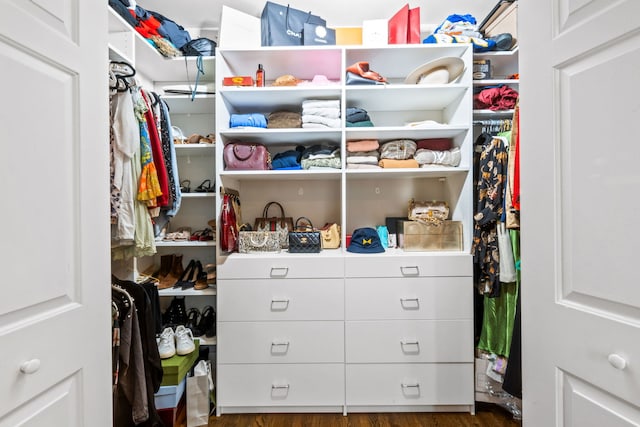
204, 403, 521, 427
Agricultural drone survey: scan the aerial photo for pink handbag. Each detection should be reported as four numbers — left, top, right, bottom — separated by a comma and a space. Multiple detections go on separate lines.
223, 142, 271, 170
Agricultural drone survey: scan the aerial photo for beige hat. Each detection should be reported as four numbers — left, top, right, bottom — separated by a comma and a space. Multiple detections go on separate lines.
404, 57, 465, 85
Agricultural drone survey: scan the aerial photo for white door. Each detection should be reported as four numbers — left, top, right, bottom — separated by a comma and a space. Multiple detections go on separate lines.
0, 2, 111, 426
521, 1, 640, 426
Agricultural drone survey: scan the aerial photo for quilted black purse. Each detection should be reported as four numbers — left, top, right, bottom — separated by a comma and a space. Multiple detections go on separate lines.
288, 217, 321, 253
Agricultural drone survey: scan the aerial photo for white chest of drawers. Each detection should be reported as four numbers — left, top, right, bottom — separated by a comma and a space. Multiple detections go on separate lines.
217, 254, 345, 414
344, 253, 475, 413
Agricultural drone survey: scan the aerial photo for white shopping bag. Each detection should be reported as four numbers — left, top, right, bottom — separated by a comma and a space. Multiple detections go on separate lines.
186, 360, 214, 427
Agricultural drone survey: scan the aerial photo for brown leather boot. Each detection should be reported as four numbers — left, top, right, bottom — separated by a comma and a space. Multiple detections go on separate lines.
158, 254, 184, 289
154, 254, 173, 279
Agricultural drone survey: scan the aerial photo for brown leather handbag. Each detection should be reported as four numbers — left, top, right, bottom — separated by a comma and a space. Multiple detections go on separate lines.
254, 201, 294, 248
223, 142, 271, 170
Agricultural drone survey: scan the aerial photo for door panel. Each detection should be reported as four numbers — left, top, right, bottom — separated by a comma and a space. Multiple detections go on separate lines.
521, 0, 640, 425
561, 372, 640, 427
0, 0, 110, 425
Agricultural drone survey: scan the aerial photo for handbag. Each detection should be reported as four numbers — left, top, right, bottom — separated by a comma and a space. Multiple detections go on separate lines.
223, 142, 271, 170
238, 231, 281, 253
408, 199, 449, 226
220, 193, 238, 252
254, 201, 294, 249
261, 1, 326, 46
288, 217, 321, 253
388, 4, 421, 44
181, 37, 216, 56
320, 222, 341, 249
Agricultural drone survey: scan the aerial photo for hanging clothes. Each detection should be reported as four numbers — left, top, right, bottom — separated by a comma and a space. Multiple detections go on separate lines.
141, 89, 170, 209
155, 94, 182, 216
132, 88, 163, 208
472, 133, 508, 297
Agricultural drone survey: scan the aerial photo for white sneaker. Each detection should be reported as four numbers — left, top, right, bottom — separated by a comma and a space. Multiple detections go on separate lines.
175, 325, 196, 356
158, 327, 176, 359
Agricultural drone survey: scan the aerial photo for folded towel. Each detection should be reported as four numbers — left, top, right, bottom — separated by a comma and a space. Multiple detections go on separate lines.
378, 158, 420, 168
302, 99, 340, 110
346, 155, 379, 165
302, 114, 341, 128
302, 122, 331, 129
229, 113, 267, 128
346, 139, 379, 153
301, 107, 340, 118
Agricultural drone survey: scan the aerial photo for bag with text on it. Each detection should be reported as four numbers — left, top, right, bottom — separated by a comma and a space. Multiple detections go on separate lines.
261, 1, 326, 46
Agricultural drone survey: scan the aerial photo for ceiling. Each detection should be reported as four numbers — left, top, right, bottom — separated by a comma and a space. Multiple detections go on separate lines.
139, 0, 500, 37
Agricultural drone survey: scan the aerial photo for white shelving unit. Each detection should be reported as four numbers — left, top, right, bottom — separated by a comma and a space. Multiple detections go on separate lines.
108, 5, 217, 348
214, 44, 475, 415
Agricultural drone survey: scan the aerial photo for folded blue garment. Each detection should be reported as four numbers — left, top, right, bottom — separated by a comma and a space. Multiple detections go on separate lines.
229, 113, 267, 128
272, 149, 303, 169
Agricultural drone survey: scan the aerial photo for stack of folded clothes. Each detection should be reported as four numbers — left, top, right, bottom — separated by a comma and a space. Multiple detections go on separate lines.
346, 139, 380, 169
378, 139, 419, 168
229, 113, 267, 128
271, 146, 305, 170
346, 107, 374, 127
301, 100, 341, 128
300, 144, 341, 169
414, 138, 461, 168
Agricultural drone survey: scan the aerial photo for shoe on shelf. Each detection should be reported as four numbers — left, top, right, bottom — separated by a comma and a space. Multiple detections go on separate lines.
175, 325, 196, 356
162, 296, 188, 328
173, 259, 197, 290
185, 308, 203, 336
194, 261, 209, 290
195, 179, 214, 193
198, 305, 216, 338
158, 327, 176, 359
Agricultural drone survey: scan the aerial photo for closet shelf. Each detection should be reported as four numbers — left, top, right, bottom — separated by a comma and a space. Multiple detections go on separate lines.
174, 144, 216, 157
345, 167, 471, 180
156, 241, 216, 248
197, 336, 217, 346
346, 85, 468, 111
159, 286, 217, 297
181, 193, 216, 199
219, 128, 341, 144
473, 109, 515, 118
219, 170, 342, 182
345, 126, 469, 140
219, 86, 342, 111
473, 47, 519, 57
162, 95, 215, 114
108, 6, 215, 83
473, 79, 519, 86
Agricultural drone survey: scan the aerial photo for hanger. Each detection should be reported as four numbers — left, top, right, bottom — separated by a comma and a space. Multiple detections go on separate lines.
109, 61, 137, 92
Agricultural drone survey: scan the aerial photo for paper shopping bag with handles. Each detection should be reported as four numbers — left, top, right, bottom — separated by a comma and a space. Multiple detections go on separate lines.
261, 1, 326, 46
388, 4, 421, 44
186, 360, 214, 427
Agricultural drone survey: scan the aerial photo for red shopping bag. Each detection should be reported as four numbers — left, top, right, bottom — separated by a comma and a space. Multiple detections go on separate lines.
388, 4, 421, 44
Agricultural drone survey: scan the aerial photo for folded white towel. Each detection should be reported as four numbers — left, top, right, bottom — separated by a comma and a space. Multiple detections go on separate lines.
302, 99, 340, 110
302, 114, 341, 128
301, 107, 340, 118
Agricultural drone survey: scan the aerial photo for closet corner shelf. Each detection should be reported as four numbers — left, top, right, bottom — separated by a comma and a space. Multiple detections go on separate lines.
159, 286, 217, 297
345, 167, 471, 180
155, 240, 216, 248
219, 169, 342, 181
107, 6, 215, 83
473, 47, 519, 57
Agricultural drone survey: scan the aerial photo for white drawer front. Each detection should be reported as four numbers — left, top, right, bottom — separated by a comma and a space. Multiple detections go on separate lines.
346, 363, 474, 406
346, 320, 473, 363
218, 364, 345, 407
218, 321, 344, 364
346, 277, 472, 320
219, 254, 344, 279
218, 279, 344, 321
345, 254, 472, 278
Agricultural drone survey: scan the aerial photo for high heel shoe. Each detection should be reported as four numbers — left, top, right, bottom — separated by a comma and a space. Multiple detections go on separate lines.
173, 259, 197, 290
193, 261, 209, 290
185, 307, 203, 336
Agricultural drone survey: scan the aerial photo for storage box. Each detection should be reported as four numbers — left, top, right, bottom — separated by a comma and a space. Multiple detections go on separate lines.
158, 394, 185, 427
335, 27, 363, 45
155, 376, 187, 409
160, 340, 200, 386
402, 220, 463, 251
222, 76, 254, 86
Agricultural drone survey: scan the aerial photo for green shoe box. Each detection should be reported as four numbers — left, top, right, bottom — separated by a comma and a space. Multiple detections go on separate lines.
160, 339, 200, 386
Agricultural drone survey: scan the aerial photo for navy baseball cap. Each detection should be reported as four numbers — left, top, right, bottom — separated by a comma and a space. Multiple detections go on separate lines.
347, 227, 385, 253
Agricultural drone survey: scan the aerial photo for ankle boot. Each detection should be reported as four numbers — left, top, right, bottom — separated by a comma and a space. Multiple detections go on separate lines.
159, 254, 184, 290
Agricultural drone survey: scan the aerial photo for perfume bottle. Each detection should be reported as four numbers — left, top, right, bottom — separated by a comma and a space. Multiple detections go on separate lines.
256, 64, 265, 87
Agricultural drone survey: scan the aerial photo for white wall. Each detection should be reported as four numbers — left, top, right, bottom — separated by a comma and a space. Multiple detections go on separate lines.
141, 0, 499, 37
